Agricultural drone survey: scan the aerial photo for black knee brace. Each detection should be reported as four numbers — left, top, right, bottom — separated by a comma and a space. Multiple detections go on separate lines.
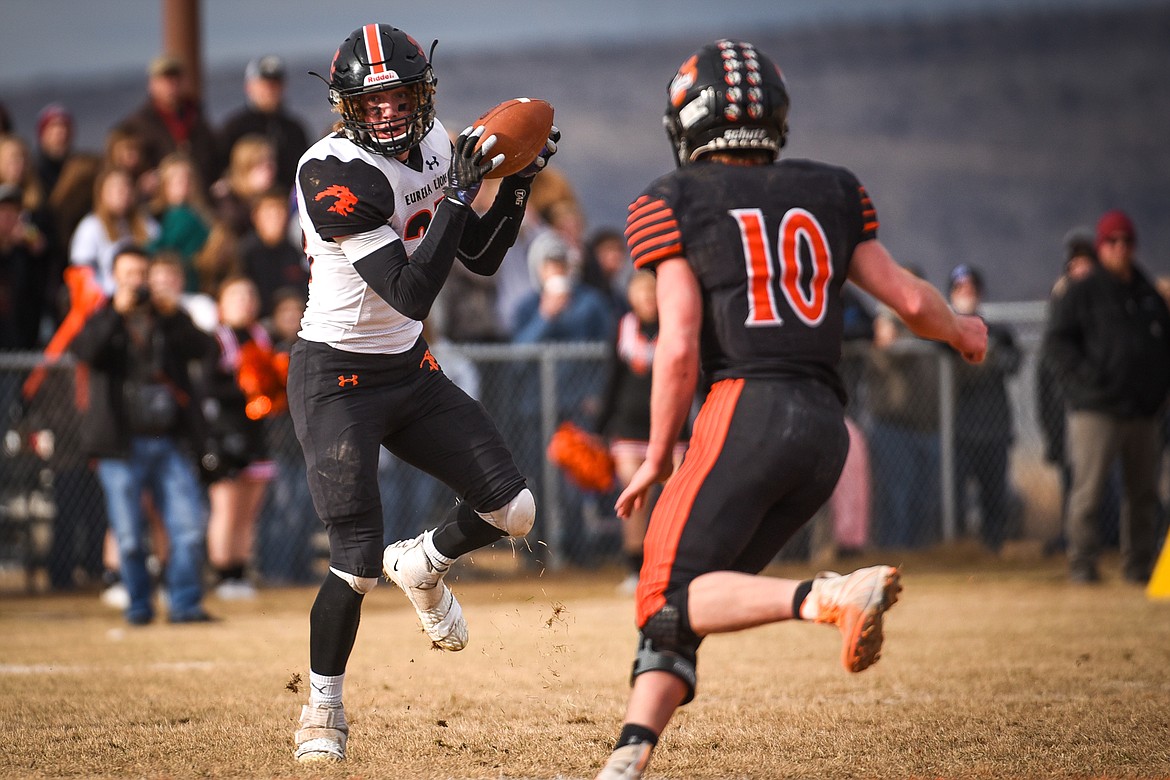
631, 603, 699, 705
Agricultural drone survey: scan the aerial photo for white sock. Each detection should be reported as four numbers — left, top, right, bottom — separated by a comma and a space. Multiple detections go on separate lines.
422, 529, 455, 569
309, 671, 344, 708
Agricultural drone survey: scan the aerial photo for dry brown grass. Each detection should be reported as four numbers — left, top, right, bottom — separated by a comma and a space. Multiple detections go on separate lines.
2, 549, 1169, 779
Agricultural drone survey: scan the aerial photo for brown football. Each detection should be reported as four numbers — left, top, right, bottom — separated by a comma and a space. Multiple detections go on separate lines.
472, 98, 554, 179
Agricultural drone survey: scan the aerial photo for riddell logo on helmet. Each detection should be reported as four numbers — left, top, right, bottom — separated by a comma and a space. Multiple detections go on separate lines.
363, 70, 401, 87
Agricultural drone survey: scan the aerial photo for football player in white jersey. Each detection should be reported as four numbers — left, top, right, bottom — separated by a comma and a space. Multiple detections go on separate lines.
288, 23, 558, 763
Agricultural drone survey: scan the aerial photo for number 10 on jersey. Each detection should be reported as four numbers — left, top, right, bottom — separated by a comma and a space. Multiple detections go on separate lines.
731, 207, 833, 328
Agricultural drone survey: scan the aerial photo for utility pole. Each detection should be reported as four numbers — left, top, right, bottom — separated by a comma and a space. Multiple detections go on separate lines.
162, 0, 202, 101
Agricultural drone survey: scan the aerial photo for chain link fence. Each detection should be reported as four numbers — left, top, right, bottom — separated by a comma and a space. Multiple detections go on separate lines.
0, 304, 1061, 595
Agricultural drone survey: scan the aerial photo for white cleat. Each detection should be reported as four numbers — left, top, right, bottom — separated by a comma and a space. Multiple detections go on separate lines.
595, 742, 653, 780
809, 565, 902, 673
383, 531, 468, 651
294, 703, 347, 763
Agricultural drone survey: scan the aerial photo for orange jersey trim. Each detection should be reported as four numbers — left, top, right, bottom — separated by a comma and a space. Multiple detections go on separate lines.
635, 378, 744, 627
626, 196, 683, 269
858, 185, 879, 236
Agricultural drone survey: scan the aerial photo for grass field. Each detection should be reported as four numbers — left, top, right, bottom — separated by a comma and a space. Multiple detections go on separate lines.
2, 548, 1169, 779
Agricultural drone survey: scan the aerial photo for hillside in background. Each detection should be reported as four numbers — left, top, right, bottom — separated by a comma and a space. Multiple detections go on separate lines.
4, 3, 1167, 300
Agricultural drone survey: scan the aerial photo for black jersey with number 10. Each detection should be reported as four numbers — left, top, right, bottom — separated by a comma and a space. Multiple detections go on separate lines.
625, 158, 878, 403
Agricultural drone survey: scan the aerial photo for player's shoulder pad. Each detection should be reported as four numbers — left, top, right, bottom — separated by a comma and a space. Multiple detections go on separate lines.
626, 171, 683, 223
299, 152, 395, 239
779, 157, 865, 193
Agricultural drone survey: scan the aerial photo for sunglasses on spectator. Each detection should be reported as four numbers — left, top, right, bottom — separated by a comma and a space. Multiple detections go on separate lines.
1102, 235, 1133, 246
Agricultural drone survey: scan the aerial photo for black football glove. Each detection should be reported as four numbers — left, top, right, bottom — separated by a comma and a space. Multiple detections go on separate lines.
444, 126, 503, 207
516, 125, 561, 178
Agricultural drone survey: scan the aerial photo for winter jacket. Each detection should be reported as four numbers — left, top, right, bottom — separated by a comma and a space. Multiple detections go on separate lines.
70, 301, 215, 458
1043, 263, 1170, 418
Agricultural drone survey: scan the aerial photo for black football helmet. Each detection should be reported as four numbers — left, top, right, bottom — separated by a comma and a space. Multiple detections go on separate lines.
664, 40, 789, 167
325, 24, 437, 156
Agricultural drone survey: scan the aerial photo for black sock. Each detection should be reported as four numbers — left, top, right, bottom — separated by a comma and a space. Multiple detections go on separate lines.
309, 571, 364, 676
625, 551, 644, 575
216, 564, 246, 583
792, 579, 814, 620
616, 723, 659, 750
431, 500, 506, 559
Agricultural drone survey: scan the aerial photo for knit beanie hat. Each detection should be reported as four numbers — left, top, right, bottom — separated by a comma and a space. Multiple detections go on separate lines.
1095, 209, 1136, 249
1063, 227, 1096, 261
36, 103, 73, 137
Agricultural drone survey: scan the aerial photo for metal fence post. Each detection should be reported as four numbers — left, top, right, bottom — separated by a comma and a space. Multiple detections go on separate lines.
538, 346, 562, 570
939, 351, 957, 542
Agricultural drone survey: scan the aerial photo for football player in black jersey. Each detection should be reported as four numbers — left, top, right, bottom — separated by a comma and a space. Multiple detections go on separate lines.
594, 41, 987, 780
287, 24, 558, 763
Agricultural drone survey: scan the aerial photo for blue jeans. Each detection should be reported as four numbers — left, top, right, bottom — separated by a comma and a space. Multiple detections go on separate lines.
868, 420, 941, 549
96, 437, 208, 622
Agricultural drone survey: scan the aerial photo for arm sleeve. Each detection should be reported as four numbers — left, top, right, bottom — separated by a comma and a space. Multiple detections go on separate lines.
990, 325, 1022, 376
1041, 288, 1085, 383
455, 174, 533, 275
69, 306, 121, 368
594, 338, 624, 435
345, 199, 471, 322
165, 310, 218, 363
512, 304, 557, 343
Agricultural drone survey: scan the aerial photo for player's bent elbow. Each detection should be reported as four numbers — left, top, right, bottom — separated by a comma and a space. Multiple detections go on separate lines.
393, 296, 433, 323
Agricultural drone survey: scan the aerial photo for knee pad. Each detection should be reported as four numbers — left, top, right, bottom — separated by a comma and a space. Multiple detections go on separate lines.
478, 488, 536, 538
632, 603, 699, 704
329, 567, 379, 595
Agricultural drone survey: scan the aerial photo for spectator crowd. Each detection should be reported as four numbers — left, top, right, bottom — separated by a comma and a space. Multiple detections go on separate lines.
1, 50, 1168, 622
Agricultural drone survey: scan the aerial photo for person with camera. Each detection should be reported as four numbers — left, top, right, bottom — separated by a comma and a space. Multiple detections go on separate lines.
70, 243, 217, 625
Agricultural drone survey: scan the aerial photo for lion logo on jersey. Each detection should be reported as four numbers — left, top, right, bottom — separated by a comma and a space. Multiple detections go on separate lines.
315, 184, 359, 216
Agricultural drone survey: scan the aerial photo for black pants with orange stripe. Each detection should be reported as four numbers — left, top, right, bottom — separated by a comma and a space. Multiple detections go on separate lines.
288, 337, 527, 580
635, 377, 850, 630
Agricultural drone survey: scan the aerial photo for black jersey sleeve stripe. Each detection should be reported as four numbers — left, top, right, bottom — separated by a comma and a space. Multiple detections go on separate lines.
626, 222, 681, 250
626, 209, 679, 239
631, 242, 685, 269
626, 196, 683, 268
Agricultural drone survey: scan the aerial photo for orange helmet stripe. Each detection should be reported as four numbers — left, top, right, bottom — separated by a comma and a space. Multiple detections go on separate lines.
363, 24, 386, 73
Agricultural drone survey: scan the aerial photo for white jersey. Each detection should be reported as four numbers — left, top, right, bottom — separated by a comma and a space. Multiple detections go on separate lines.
294, 119, 452, 353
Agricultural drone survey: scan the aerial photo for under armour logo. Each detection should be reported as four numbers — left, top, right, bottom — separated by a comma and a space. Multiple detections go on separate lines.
420, 350, 440, 372
338, 374, 359, 387
425, 155, 439, 170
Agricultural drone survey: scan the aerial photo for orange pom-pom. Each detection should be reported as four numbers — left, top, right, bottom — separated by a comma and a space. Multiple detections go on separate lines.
235, 341, 288, 419
547, 421, 615, 493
